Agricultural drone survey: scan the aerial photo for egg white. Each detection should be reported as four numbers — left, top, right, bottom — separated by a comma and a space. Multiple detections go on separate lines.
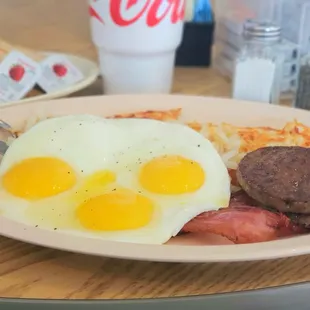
0, 115, 231, 245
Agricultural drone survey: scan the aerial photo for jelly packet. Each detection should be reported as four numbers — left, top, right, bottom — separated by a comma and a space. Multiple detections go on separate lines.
37, 54, 84, 93
0, 50, 42, 103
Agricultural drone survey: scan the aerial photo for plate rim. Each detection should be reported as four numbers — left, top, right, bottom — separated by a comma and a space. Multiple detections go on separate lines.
0, 94, 310, 263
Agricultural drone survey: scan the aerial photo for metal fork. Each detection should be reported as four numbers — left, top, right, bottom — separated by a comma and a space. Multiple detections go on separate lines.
0, 120, 16, 156
0, 120, 13, 131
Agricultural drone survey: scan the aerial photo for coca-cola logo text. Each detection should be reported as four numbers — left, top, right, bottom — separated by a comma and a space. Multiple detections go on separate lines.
90, 0, 184, 27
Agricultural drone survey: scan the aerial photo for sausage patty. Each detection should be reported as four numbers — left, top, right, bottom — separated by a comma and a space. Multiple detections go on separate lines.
236, 146, 310, 214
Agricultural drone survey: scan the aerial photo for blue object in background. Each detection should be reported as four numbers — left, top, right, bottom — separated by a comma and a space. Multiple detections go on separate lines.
193, 0, 213, 23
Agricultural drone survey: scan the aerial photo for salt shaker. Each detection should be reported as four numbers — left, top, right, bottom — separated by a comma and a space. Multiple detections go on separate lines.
232, 20, 284, 104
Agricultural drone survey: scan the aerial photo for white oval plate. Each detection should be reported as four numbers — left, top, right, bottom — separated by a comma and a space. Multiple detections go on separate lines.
0, 52, 99, 108
0, 94, 310, 263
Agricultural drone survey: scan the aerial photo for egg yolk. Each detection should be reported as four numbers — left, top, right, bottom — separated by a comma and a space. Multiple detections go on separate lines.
73, 170, 116, 202
76, 188, 154, 231
139, 155, 205, 194
82, 170, 116, 192
2, 157, 76, 200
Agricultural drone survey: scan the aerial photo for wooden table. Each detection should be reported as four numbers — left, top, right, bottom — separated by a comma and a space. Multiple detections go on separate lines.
0, 0, 308, 301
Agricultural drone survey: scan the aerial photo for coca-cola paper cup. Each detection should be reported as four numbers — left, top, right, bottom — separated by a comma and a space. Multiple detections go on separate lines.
89, 0, 185, 94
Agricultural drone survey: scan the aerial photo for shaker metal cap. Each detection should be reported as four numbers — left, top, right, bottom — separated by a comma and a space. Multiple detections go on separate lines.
243, 19, 281, 39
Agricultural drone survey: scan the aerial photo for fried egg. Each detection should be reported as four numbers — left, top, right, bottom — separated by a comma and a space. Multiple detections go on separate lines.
0, 115, 231, 244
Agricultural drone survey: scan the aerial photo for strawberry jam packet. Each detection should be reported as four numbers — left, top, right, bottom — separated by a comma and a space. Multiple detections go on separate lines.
37, 54, 84, 93
0, 50, 42, 103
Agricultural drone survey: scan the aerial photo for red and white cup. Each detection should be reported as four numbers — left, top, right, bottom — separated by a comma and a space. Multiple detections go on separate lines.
89, 0, 185, 94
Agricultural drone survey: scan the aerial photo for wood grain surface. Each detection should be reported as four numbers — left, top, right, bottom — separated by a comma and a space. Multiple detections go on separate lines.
0, 0, 305, 300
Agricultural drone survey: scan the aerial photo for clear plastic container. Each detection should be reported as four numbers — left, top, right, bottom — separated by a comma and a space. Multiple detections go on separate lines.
213, 0, 302, 97
281, 0, 310, 56
213, 0, 283, 32
214, 0, 310, 54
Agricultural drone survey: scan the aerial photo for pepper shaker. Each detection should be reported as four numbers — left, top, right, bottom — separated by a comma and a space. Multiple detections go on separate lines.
295, 55, 310, 110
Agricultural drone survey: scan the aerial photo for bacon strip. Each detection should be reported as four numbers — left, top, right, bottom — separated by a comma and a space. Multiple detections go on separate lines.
228, 168, 239, 187
182, 191, 305, 244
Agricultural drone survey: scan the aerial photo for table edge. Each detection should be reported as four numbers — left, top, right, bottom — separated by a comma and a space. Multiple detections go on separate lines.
1, 282, 310, 310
